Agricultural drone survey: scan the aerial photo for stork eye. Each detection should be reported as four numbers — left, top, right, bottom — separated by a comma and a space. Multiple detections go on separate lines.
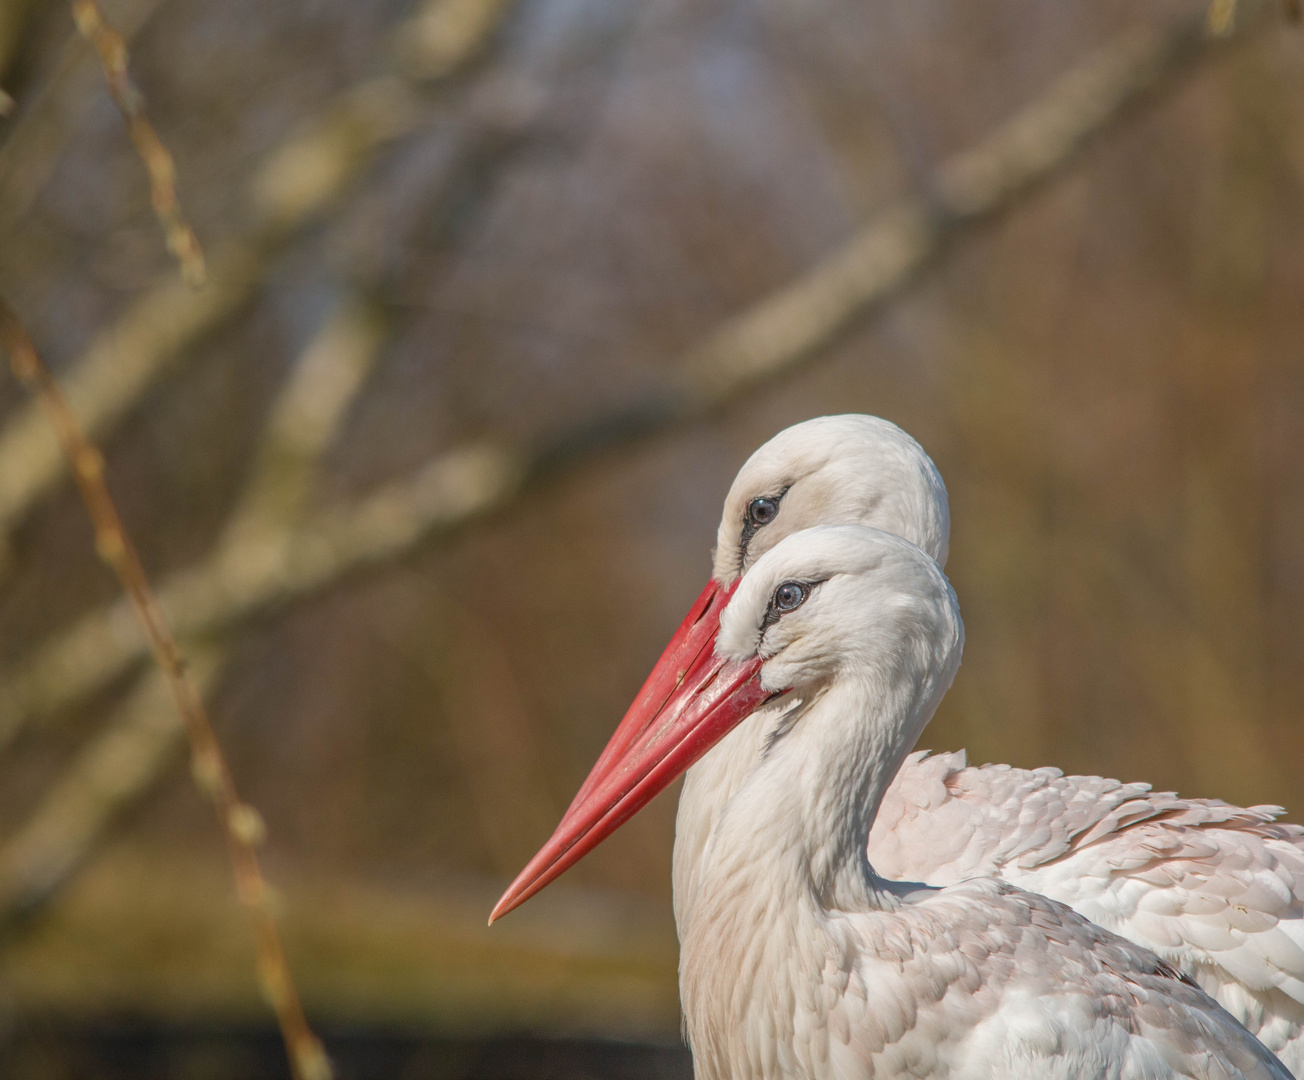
747, 497, 780, 527
772, 581, 809, 614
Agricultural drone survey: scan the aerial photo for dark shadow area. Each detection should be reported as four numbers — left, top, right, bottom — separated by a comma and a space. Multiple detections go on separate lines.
0, 1022, 694, 1080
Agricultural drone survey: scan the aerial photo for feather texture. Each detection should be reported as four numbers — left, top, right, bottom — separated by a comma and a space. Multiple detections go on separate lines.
677, 526, 1291, 1079
696, 414, 1304, 1074
869, 751, 1304, 1072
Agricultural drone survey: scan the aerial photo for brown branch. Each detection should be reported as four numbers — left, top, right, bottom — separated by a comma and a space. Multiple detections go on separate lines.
0, 298, 388, 932
224, 297, 388, 537
69, 0, 205, 285
0, 0, 599, 1035
0, 0, 1283, 762
0, 646, 226, 921
0, 241, 265, 566
0, 0, 169, 242
678, 14, 1241, 403
0, 299, 331, 1080
0, 69, 557, 912
0, 2, 542, 913
395, 0, 516, 79
0, 0, 525, 562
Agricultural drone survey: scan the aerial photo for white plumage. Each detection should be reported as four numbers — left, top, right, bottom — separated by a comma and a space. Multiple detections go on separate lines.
674, 414, 1304, 1073
870, 750, 1304, 1070
675, 524, 1289, 1079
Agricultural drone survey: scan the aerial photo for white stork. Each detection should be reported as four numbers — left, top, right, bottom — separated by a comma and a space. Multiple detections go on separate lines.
493, 523, 1291, 1078
671, 415, 1304, 1074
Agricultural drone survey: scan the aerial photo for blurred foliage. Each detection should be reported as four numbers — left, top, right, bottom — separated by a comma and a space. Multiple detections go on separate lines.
0, 0, 1301, 1066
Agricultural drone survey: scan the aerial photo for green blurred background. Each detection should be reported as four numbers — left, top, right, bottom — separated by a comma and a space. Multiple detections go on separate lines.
0, 0, 1302, 1075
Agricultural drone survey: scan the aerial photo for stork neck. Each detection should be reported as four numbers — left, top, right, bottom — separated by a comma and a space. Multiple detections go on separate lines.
800, 681, 917, 910
678, 672, 935, 1070
701, 674, 930, 915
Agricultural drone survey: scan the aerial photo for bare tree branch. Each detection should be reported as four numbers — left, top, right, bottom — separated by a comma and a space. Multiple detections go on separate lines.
395, 0, 517, 80
225, 298, 388, 537
0, 298, 332, 1080
0, 0, 1283, 776
0, 296, 388, 936
0, 0, 644, 915
678, 15, 1235, 404
0, 241, 265, 564
0, 0, 169, 241
0, 645, 225, 921
0, 49, 582, 916
0, 0, 521, 557
0, 75, 580, 921
69, 0, 205, 283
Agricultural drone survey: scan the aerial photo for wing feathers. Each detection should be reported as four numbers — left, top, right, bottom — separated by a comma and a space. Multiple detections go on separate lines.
868, 750, 1304, 1071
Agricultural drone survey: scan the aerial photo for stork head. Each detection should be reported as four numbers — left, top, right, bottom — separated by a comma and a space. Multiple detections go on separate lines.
713, 414, 949, 584
717, 524, 961, 708
490, 525, 962, 922
533, 416, 949, 840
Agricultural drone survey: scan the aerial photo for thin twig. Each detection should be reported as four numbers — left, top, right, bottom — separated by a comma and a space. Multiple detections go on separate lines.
0, 0, 170, 242
0, 0, 1282, 750
0, 299, 330, 1080
0, 241, 266, 568
0, 42, 572, 909
0, 0, 526, 560
0, 297, 389, 930
69, 0, 205, 284
0, 646, 226, 921
0, 35, 569, 905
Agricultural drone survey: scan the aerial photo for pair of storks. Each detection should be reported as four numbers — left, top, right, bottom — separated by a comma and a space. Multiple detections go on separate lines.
490, 415, 1304, 1079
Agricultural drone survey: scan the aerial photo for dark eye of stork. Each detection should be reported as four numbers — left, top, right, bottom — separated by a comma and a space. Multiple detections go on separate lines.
747, 497, 780, 528
759, 579, 818, 637
772, 581, 809, 614
738, 489, 790, 573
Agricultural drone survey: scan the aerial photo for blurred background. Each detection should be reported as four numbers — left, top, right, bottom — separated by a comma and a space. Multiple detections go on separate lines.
0, 0, 1302, 1075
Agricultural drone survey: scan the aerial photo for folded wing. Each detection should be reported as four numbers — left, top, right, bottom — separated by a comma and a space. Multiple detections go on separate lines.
870, 750, 1304, 1072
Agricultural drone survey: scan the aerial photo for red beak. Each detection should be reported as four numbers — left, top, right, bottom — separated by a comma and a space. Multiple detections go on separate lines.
489, 578, 773, 923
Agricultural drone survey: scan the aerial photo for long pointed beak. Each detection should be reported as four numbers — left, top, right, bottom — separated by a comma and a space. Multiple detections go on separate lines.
489, 578, 772, 923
